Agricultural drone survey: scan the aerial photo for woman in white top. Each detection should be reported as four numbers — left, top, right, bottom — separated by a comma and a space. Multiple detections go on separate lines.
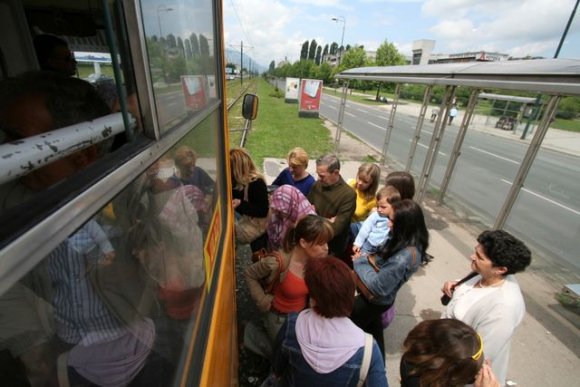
441, 230, 531, 386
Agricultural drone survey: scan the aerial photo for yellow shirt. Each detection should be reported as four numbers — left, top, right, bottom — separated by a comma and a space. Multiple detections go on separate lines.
348, 179, 377, 222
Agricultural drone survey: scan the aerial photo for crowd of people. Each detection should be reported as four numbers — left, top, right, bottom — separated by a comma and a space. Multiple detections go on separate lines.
0, 32, 532, 386
234, 147, 531, 387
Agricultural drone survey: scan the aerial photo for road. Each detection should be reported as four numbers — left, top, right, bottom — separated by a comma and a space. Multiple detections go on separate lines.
320, 94, 580, 272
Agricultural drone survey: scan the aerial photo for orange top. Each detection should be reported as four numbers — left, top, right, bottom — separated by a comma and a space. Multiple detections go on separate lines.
271, 271, 308, 313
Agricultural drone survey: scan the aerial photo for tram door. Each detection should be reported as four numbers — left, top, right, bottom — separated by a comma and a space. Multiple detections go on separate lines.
0, 0, 238, 385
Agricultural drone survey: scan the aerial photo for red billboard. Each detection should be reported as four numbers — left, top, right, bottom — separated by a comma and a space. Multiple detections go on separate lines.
298, 79, 323, 118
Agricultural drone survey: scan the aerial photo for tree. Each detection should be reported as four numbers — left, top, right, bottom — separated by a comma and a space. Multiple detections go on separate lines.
269, 60, 276, 73
190, 33, 200, 58
322, 44, 329, 60
375, 40, 406, 66
308, 39, 317, 61
339, 46, 366, 70
330, 42, 338, 55
316, 62, 333, 84
315, 46, 322, 65
167, 34, 177, 48
177, 37, 185, 56
300, 40, 309, 60
374, 40, 406, 99
184, 39, 192, 59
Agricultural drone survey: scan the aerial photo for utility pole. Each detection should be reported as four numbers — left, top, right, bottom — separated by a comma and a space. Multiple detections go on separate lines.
240, 41, 243, 86
521, 0, 578, 140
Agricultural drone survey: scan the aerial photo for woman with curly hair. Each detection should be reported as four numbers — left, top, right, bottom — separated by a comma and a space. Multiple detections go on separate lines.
441, 230, 531, 385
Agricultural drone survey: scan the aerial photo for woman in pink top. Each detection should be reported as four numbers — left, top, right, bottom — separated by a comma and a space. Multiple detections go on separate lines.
244, 215, 333, 358
267, 185, 315, 251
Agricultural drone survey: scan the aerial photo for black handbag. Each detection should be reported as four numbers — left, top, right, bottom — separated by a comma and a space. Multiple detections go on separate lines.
440, 272, 478, 305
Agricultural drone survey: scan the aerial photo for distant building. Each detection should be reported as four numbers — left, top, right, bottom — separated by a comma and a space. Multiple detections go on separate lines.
429, 51, 509, 64
412, 40, 436, 65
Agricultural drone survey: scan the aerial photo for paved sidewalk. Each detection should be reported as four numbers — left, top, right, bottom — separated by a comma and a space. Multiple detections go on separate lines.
263, 155, 579, 386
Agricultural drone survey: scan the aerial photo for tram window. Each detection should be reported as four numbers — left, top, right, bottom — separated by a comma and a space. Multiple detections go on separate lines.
140, 0, 218, 135
0, 113, 220, 384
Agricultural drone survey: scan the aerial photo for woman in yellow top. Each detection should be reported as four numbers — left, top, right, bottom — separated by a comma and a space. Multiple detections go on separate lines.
348, 163, 381, 237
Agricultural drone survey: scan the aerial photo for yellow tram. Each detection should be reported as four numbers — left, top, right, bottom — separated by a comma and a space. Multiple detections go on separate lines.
0, 0, 243, 385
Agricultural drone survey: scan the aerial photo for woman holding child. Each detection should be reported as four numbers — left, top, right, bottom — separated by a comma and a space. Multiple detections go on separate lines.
351, 199, 430, 358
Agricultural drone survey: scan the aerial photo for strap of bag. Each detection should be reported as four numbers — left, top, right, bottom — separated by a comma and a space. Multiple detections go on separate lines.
456, 271, 478, 287
243, 184, 249, 202
351, 270, 375, 301
406, 246, 417, 268
57, 351, 70, 387
356, 334, 374, 387
265, 251, 286, 294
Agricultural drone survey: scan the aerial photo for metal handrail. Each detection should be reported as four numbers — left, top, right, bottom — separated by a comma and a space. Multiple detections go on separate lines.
0, 112, 135, 185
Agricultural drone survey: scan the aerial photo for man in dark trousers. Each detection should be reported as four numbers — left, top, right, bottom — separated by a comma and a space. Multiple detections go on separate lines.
307, 154, 356, 260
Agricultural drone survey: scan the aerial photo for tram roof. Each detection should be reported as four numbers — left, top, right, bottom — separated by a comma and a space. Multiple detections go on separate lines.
336, 58, 580, 96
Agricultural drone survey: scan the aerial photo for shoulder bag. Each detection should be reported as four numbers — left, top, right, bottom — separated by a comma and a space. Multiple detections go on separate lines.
235, 184, 268, 244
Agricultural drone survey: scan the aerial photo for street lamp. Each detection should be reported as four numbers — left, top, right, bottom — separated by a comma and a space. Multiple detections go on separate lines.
332, 16, 346, 66
157, 5, 173, 84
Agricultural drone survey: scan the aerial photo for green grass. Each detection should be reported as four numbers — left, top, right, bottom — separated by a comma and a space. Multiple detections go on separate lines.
552, 118, 580, 132
234, 78, 334, 170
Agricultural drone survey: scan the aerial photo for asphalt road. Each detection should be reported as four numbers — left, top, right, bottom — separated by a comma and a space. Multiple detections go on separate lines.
320, 94, 580, 272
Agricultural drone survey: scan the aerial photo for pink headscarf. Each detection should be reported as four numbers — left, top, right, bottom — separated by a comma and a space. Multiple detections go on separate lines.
267, 185, 315, 250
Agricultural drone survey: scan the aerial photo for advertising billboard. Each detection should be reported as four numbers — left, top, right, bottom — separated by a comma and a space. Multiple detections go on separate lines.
285, 77, 299, 103
298, 79, 323, 118
181, 75, 207, 112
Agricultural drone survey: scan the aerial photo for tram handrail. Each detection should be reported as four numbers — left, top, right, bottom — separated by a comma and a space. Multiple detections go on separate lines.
0, 112, 136, 185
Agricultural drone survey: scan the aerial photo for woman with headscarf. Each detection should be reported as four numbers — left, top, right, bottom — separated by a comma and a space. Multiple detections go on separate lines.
267, 185, 315, 251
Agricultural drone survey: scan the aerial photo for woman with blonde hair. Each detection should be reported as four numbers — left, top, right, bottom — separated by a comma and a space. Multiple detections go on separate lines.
271, 147, 315, 196
349, 163, 381, 236
230, 148, 269, 252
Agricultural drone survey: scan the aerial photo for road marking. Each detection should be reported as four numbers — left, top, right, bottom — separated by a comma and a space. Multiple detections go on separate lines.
327, 105, 337, 110
357, 108, 368, 113
368, 121, 386, 131
345, 112, 356, 117
416, 142, 447, 156
470, 146, 519, 165
500, 179, 580, 216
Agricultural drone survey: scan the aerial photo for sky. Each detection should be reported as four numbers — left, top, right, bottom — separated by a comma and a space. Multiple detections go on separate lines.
223, 0, 580, 67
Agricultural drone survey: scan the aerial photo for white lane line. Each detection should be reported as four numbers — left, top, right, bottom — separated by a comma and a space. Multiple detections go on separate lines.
368, 121, 386, 131
500, 179, 580, 216
470, 146, 519, 165
416, 142, 447, 156
327, 105, 337, 110
345, 112, 356, 117
357, 108, 368, 113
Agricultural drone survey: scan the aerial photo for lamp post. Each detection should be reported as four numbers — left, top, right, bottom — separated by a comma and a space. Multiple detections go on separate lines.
157, 5, 173, 84
332, 16, 346, 67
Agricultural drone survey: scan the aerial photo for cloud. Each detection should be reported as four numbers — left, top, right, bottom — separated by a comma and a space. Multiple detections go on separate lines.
425, 0, 579, 56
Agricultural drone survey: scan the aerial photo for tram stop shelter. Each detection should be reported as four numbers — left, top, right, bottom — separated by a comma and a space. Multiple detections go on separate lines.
333, 59, 580, 231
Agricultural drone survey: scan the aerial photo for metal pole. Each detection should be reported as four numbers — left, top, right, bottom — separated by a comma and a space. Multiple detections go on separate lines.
555, 0, 579, 58
406, 85, 433, 171
332, 17, 346, 67
240, 41, 243, 86
381, 84, 400, 165
438, 89, 480, 203
416, 85, 456, 202
494, 95, 561, 229
334, 81, 349, 153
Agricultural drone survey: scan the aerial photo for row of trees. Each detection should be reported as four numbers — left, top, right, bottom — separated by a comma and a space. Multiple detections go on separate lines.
148, 33, 214, 83
267, 39, 406, 92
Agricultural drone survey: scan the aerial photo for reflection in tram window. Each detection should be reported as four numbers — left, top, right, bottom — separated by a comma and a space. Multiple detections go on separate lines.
141, 0, 217, 133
